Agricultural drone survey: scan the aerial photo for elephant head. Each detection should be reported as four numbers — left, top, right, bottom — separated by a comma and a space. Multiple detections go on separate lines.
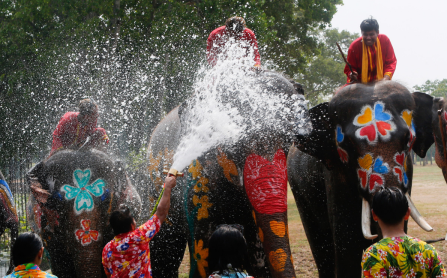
295, 81, 434, 239
27, 149, 141, 278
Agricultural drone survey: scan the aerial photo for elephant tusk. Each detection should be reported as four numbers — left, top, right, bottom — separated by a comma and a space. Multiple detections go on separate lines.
362, 198, 378, 240
406, 193, 433, 232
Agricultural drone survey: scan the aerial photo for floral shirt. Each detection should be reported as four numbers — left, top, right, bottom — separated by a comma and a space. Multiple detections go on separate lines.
362, 236, 447, 278
4, 263, 57, 278
102, 215, 161, 278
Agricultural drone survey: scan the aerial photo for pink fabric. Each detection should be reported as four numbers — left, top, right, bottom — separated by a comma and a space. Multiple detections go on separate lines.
243, 149, 288, 214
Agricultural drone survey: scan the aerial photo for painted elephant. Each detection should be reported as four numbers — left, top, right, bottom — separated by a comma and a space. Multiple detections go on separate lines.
27, 149, 141, 278
288, 81, 434, 277
145, 70, 311, 277
0, 170, 18, 273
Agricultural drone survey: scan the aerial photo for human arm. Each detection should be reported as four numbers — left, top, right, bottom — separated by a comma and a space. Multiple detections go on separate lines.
344, 39, 362, 83
244, 29, 260, 66
50, 113, 75, 156
380, 35, 397, 80
206, 30, 217, 66
155, 175, 177, 223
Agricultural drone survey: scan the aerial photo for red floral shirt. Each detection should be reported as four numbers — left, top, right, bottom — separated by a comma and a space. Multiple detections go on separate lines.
102, 215, 161, 278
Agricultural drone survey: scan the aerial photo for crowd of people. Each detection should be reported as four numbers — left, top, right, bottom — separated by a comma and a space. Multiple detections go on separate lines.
4, 15, 446, 278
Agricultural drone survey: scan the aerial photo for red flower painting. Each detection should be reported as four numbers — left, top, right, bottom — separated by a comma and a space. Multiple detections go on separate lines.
75, 219, 99, 246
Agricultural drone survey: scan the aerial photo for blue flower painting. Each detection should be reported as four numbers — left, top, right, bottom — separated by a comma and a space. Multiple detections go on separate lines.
61, 169, 106, 214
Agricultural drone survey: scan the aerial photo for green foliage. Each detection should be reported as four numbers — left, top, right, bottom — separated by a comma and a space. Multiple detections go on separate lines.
0, 0, 342, 163
414, 79, 447, 97
295, 28, 359, 106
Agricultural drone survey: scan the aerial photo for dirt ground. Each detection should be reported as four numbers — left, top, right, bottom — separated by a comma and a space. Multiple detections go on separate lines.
179, 164, 447, 277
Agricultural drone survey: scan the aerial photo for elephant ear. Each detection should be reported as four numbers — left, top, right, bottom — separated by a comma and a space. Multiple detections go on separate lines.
27, 162, 51, 205
412, 92, 434, 157
294, 102, 337, 170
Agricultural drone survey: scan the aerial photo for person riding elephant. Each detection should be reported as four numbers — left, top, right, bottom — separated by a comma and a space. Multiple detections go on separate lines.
288, 81, 434, 277
50, 99, 109, 157
27, 149, 141, 278
0, 169, 19, 274
144, 69, 310, 277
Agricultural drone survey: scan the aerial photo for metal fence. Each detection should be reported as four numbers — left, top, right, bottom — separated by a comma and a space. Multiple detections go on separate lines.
0, 159, 32, 276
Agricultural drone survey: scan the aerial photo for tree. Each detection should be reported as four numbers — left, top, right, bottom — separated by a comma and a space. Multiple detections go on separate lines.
295, 28, 358, 105
414, 79, 447, 97
0, 0, 343, 165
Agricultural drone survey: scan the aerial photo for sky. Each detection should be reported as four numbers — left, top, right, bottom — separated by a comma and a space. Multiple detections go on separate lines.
330, 0, 447, 90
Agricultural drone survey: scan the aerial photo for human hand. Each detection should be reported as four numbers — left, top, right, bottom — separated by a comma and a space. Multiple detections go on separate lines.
350, 71, 358, 81
164, 175, 177, 190
382, 75, 391, 81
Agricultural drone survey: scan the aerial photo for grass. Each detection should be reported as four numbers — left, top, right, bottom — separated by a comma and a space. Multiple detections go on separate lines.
179, 164, 447, 277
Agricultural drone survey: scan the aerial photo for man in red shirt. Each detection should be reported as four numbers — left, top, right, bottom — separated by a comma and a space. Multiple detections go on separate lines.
102, 175, 177, 278
206, 16, 261, 67
344, 18, 397, 84
50, 99, 109, 156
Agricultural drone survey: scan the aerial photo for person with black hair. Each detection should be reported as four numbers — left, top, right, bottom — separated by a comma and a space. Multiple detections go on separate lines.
49, 98, 109, 156
361, 187, 446, 277
206, 16, 261, 68
344, 17, 397, 84
4, 232, 57, 278
101, 175, 176, 278
208, 224, 253, 278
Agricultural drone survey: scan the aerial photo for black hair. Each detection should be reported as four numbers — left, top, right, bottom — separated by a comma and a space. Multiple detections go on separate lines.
78, 98, 98, 116
208, 224, 251, 275
360, 17, 379, 32
225, 16, 246, 34
12, 232, 43, 266
372, 187, 408, 225
109, 204, 134, 236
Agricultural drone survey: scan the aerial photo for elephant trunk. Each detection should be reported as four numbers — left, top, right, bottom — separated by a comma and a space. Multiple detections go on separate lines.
406, 193, 433, 232
361, 198, 378, 240
68, 214, 105, 278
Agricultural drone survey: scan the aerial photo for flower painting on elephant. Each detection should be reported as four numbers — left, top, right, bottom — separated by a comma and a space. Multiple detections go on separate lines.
61, 169, 107, 215
357, 153, 390, 192
354, 101, 396, 144
75, 219, 99, 246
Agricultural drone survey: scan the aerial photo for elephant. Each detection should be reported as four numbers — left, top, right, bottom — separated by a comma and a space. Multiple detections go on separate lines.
26, 149, 141, 278
428, 94, 447, 182
145, 70, 311, 278
287, 81, 435, 277
0, 170, 18, 274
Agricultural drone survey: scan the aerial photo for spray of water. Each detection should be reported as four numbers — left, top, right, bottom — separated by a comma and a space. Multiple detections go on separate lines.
171, 41, 311, 171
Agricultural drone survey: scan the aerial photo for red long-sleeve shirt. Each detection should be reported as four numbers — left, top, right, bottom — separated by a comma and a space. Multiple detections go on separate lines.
50, 112, 108, 156
344, 34, 397, 83
206, 26, 261, 67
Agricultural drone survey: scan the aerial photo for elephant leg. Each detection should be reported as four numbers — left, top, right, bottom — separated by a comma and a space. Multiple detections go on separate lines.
244, 149, 295, 277
287, 147, 335, 278
150, 185, 187, 278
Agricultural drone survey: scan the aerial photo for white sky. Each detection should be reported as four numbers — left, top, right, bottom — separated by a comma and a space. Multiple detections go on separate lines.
331, 0, 447, 90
